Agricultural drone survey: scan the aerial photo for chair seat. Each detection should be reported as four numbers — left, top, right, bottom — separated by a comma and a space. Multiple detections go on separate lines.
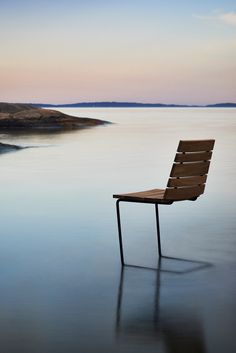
113, 188, 173, 204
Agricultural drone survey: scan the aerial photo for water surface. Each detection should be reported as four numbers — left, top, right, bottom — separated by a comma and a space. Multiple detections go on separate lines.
0, 108, 235, 352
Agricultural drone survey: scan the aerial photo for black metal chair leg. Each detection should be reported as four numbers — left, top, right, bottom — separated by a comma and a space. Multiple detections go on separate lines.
155, 204, 162, 257
116, 200, 125, 265
116, 200, 162, 266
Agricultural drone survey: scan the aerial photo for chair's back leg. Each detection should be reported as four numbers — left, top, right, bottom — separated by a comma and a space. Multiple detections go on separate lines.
116, 200, 125, 265
155, 204, 162, 257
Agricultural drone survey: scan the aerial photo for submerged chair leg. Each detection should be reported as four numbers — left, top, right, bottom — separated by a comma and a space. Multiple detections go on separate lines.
116, 200, 125, 265
155, 204, 162, 257
116, 200, 163, 266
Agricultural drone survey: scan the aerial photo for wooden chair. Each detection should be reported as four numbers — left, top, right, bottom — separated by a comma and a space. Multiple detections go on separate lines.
113, 139, 215, 266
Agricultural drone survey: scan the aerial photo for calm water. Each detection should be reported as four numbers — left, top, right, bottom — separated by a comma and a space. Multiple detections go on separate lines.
0, 108, 235, 352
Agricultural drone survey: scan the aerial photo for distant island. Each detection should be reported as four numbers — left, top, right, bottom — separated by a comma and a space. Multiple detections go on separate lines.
35, 102, 236, 108
0, 102, 106, 131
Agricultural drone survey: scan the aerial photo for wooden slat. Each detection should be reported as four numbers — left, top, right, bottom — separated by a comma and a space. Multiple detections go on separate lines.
177, 140, 215, 152
167, 175, 207, 187
170, 161, 210, 177
175, 151, 212, 163
165, 185, 205, 200
113, 189, 173, 204
113, 188, 165, 200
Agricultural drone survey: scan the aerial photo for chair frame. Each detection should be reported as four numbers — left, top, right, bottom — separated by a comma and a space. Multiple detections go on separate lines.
114, 139, 215, 266
116, 200, 163, 265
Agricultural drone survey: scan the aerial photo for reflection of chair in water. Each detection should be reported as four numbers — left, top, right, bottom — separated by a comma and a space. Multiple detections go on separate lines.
113, 139, 215, 266
116, 265, 206, 353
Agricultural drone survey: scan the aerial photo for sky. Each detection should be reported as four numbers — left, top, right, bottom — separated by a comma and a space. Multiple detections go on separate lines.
0, 0, 236, 104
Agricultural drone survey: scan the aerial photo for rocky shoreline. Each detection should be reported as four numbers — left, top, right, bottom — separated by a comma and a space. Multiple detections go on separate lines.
0, 142, 23, 153
0, 102, 108, 154
0, 102, 106, 131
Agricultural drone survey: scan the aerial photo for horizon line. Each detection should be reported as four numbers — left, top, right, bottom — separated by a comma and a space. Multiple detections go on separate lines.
36, 101, 236, 107
2, 101, 236, 107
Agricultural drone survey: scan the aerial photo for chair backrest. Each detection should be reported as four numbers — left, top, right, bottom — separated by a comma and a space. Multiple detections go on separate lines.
164, 140, 215, 201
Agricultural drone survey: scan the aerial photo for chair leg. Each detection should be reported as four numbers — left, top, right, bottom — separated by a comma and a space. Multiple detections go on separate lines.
155, 204, 162, 257
116, 200, 162, 266
116, 200, 125, 265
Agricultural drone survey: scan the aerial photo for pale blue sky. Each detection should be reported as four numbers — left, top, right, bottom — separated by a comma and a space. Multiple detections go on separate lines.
0, 0, 235, 104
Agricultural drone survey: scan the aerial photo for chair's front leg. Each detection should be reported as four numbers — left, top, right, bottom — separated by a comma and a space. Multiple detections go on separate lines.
155, 204, 162, 257
116, 200, 125, 265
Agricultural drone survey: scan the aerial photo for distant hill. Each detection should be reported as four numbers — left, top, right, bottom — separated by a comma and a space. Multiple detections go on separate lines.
206, 103, 236, 108
36, 102, 194, 108
34, 101, 236, 108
